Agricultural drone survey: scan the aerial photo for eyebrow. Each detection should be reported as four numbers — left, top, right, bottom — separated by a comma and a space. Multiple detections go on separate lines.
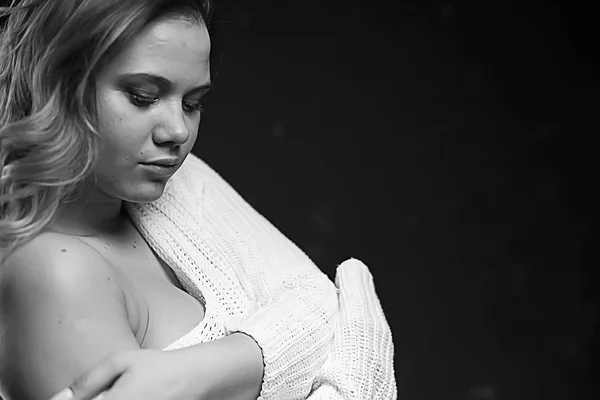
118, 73, 212, 94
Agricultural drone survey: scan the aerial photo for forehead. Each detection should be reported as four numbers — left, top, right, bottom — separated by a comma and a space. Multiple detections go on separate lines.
102, 17, 211, 85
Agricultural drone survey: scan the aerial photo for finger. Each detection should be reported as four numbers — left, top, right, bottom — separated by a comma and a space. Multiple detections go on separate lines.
50, 390, 107, 400
50, 353, 126, 400
49, 388, 74, 400
86, 372, 136, 400
71, 354, 126, 399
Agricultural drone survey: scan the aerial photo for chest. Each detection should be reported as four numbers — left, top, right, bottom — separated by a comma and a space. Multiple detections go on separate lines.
77, 229, 206, 350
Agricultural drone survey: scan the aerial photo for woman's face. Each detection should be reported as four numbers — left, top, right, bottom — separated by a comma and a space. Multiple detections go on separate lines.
94, 16, 211, 203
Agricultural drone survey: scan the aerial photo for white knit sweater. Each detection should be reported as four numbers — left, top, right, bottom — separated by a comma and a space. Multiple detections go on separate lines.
125, 154, 397, 399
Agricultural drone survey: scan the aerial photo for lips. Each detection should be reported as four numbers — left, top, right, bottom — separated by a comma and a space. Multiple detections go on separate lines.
142, 158, 181, 166
143, 162, 177, 167
139, 162, 178, 177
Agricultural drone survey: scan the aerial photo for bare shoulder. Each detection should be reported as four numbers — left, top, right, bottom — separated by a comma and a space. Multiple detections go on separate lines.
0, 232, 138, 400
0, 232, 124, 305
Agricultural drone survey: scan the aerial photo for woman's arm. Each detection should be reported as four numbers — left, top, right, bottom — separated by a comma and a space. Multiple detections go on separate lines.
0, 233, 140, 400
49, 331, 264, 400
308, 259, 397, 399
0, 233, 263, 400
127, 154, 339, 399
182, 155, 340, 398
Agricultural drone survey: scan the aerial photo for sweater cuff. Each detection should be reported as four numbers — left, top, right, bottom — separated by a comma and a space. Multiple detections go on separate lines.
223, 282, 338, 399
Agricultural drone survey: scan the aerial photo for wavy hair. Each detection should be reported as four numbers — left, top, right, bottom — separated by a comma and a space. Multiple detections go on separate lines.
0, 0, 212, 262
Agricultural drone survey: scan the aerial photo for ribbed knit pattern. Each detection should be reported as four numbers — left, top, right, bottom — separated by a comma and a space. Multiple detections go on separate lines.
125, 154, 397, 399
309, 259, 397, 399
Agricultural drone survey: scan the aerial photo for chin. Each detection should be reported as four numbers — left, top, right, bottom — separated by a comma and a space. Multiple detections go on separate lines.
119, 180, 168, 203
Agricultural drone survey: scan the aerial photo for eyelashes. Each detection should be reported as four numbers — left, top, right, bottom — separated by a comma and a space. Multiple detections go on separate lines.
128, 92, 156, 107
183, 101, 204, 113
127, 91, 203, 113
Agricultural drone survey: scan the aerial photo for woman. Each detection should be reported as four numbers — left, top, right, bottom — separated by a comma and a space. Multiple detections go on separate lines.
0, 1, 396, 399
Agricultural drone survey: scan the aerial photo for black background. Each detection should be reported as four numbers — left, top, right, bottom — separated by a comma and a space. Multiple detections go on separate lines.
196, 1, 597, 399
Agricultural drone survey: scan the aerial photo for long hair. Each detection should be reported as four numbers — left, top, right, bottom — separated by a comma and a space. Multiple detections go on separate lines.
0, 0, 212, 263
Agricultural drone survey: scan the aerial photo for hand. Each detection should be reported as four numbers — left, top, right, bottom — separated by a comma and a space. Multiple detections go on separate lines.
48, 349, 208, 400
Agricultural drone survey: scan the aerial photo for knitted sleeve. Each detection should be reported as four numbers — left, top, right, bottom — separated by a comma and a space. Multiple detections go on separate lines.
308, 259, 398, 399
187, 156, 339, 399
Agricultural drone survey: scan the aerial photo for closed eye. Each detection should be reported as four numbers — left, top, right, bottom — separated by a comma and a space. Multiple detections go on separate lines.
182, 100, 203, 113
126, 90, 204, 113
128, 92, 157, 108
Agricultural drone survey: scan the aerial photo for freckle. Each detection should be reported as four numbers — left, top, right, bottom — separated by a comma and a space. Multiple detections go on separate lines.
140, 152, 144, 155
133, 245, 137, 249
61, 249, 67, 252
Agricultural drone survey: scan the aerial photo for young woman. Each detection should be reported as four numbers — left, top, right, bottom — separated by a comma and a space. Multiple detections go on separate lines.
0, 1, 396, 399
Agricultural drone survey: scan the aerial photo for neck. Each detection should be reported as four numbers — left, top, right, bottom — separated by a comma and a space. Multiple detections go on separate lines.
51, 186, 128, 237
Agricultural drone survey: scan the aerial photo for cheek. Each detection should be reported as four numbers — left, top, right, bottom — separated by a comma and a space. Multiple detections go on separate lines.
97, 92, 150, 158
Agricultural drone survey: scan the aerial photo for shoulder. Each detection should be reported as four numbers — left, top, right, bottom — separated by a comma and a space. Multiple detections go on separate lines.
0, 233, 138, 399
0, 232, 130, 345
163, 153, 230, 204
179, 153, 225, 186
0, 232, 124, 307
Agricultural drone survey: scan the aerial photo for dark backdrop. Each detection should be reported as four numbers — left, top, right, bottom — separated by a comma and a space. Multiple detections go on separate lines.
194, 1, 597, 399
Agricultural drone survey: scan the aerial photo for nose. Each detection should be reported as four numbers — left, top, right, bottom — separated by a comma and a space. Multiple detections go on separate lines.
152, 101, 191, 146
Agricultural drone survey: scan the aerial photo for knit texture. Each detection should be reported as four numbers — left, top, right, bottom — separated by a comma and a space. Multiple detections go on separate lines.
125, 154, 397, 399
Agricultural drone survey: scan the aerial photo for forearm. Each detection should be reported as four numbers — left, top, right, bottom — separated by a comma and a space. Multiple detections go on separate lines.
175, 333, 264, 400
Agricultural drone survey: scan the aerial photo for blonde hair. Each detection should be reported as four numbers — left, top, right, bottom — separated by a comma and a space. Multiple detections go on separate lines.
0, 0, 212, 262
